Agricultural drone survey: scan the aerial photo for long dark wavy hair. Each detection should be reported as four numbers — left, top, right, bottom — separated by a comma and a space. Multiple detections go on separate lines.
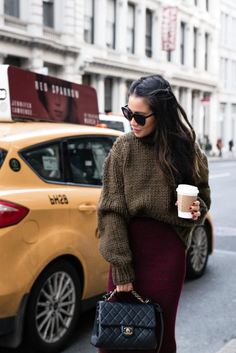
129, 74, 203, 186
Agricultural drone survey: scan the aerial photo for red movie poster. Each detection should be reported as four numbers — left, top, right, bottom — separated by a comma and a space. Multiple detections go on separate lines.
6, 66, 99, 126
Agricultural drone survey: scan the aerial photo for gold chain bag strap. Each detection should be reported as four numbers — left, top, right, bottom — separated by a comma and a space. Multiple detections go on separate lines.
91, 289, 164, 351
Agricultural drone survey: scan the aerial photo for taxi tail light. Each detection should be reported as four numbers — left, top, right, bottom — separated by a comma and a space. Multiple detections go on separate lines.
0, 200, 29, 228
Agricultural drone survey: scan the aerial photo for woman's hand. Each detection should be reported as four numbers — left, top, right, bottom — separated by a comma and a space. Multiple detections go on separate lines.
116, 283, 133, 292
189, 200, 201, 220
175, 200, 201, 221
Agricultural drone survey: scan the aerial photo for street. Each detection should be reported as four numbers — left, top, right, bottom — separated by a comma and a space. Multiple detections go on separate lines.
176, 159, 236, 353
0, 159, 236, 353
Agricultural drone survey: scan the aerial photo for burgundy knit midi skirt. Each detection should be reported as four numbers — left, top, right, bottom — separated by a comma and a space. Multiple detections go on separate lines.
98, 217, 186, 353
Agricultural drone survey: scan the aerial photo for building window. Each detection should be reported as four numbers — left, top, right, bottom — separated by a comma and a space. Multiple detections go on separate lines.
205, 32, 209, 71
221, 12, 231, 47
231, 104, 236, 114
224, 13, 229, 46
232, 18, 236, 50
4, 0, 19, 18
126, 80, 133, 101
220, 57, 224, 84
179, 87, 186, 109
193, 27, 198, 68
105, 78, 113, 113
145, 9, 152, 57
84, 0, 94, 44
106, 0, 116, 49
232, 61, 236, 90
180, 22, 186, 65
231, 104, 236, 138
43, 0, 54, 28
43, 62, 61, 76
220, 103, 226, 114
127, 3, 135, 54
224, 58, 228, 88
190, 91, 195, 125
167, 51, 172, 62
82, 74, 92, 86
220, 13, 224, 44
4, 55, 22, 67
219, 103, 226, 138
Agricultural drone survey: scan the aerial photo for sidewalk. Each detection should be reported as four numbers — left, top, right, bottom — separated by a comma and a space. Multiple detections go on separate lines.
214, 339, 236, 353
207, 151, 236, 162
206, 151, 235, 353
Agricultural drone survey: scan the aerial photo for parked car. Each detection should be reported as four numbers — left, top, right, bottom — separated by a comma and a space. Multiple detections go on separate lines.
0, 121, 121, 352
98, 113, 132, 133
186, 212, 214, 279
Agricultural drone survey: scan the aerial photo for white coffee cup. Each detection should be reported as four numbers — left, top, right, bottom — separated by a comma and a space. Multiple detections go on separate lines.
176, 184, 199, 219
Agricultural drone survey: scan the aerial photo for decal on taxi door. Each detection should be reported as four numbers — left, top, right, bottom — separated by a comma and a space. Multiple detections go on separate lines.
48, 194, 69, 205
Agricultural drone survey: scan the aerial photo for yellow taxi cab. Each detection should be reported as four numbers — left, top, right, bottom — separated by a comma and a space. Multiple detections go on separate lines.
0, 121, 121, 353
0, 66, 214, 353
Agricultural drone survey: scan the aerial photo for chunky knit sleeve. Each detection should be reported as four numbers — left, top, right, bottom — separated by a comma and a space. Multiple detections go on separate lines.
97, 137, 135, 285
195, 146, 211, 224
175, 146, 211, 227
173, 146, 211, 247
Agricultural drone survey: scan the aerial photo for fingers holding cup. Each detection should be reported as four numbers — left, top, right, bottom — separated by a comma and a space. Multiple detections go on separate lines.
189, 200, 200, 212
192, 210, 201, 220
176, 184, 199, 219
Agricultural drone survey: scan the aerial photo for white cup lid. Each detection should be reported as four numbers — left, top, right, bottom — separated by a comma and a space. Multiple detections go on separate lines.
176, 184, 199, 196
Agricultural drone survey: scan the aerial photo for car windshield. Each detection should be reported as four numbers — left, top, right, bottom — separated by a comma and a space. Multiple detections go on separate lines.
101, 120, 124, 132
0, 148, 7, 169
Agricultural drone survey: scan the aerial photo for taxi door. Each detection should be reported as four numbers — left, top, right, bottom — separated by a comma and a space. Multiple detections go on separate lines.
65, 135, 116, 299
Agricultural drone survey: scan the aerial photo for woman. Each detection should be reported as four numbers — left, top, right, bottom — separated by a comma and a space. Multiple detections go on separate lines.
97, 74, 211, 353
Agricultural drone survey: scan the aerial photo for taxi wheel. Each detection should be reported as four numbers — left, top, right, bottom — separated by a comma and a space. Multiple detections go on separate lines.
186, 225, 209, 279
25, 260, 81, 353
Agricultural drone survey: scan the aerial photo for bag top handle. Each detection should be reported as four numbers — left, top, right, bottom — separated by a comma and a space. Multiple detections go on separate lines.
104, 289, 150, 303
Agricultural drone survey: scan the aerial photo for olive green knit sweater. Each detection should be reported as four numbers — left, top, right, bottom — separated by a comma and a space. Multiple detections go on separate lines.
97, 132, 211, 285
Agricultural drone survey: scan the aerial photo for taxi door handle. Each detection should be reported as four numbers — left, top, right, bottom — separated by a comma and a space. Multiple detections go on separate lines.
78, 204, 96, 212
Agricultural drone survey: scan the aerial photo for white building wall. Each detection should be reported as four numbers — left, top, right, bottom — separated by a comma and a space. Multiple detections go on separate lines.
0, 0, 228, 152
82, 0, 220, 145
218, 0, 236, 155
0, 0, 82, 77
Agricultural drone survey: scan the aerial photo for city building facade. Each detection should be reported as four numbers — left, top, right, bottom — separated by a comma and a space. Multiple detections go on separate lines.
218, 0, 236, 154
0, 0, 83, 81
0, 0, 231, 154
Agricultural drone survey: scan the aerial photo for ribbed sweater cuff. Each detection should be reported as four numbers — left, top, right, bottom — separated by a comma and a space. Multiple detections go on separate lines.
112, 264, 135, 285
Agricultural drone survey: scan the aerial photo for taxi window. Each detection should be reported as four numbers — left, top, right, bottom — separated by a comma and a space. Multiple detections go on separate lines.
22, 143, 62, 181
67, 137, 115, 185
0, 149, 7, 169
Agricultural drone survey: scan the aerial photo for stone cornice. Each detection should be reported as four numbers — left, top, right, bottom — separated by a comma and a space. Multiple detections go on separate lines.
170, 72, 218, 90
86, 57, 164, 77
84, 57, 217, 90
0, 29, 78, 56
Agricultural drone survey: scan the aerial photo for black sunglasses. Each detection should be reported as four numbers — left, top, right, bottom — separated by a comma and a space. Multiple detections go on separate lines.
121, 105, 153, 126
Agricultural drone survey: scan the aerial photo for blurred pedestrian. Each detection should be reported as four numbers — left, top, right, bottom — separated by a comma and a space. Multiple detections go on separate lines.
229, 139, 234, 152
216, 138, 223, 157
97, 74, 211, 353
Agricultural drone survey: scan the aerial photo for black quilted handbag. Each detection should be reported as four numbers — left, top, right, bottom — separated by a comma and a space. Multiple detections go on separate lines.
91, 289, 164, 351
